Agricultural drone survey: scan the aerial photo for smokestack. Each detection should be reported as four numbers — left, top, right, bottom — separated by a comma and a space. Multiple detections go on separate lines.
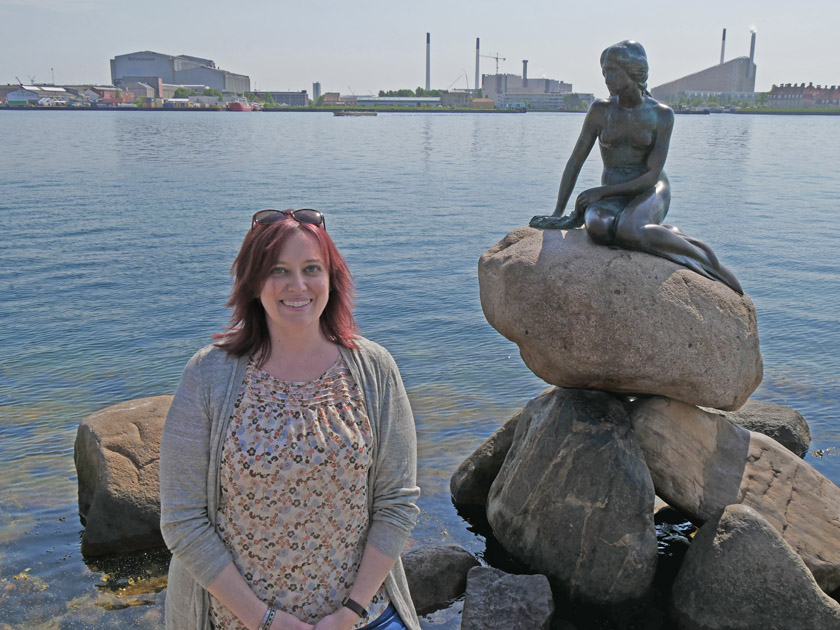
748, 30, 756, 79
425, 33, 431, 92
522, 60, 528, 87
475, 38, 480, 95
720, 28, 726, 65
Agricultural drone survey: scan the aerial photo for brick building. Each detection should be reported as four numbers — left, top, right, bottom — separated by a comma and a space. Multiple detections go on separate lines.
768, 83, 840, 108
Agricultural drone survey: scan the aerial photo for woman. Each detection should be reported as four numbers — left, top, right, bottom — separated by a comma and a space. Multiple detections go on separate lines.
160, 209, 421, 630
530, 40, 742, 294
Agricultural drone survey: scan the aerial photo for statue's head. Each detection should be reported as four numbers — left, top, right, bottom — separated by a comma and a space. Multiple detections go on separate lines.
600, 41, 649, 96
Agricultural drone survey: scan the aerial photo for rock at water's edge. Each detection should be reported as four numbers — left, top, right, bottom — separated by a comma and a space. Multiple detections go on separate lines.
478, 227, 762, 410
450, 403, 523, 506
75, 396, 171, 556
461, 567, 554, 630
487, 388, 657, 604
402, 544, 479, 615
671, 504, 840, 630
716, 399, 810, 457
631, 395, 840, 593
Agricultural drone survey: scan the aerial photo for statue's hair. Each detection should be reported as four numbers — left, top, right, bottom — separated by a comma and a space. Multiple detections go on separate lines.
601, 40, 650, 96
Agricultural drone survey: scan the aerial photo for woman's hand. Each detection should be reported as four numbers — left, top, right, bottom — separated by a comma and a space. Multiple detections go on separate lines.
311, 606, 359, 630
270, 610, 315, 630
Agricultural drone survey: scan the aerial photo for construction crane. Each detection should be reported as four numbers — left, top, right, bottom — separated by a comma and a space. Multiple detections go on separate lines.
480, 53, 506, 75
447, 70, 470, 91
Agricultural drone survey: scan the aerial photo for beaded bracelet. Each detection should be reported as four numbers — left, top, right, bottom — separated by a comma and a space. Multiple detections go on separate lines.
258, 604, 276, 630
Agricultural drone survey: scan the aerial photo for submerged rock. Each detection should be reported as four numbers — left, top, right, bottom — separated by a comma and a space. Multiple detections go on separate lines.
75, 396, 171, 556
671, 504, 840, 630
631, 395, 840, 593
487, 387, 657, 604
478, 226, 762, 410
717, 399, 811, 457
461, 566, 554, 630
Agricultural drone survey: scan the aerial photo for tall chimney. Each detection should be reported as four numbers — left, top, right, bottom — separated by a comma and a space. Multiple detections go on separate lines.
720, 28, 726, 65
522, 59, 528, 87
475, 38, 480, 95
425, 33, 431, 92
748, 30, 756, 79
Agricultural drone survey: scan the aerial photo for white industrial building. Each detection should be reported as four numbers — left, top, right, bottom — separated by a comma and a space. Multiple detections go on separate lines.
482, 60, 573, 110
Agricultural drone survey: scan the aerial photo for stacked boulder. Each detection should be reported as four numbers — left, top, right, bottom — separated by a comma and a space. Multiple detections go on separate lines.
453, 226, 840, 626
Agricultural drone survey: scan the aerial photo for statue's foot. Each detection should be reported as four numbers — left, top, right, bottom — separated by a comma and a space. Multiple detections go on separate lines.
529, 215, 583, 230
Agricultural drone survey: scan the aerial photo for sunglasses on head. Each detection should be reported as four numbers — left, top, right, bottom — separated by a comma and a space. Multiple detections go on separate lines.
251, 208, 326, 230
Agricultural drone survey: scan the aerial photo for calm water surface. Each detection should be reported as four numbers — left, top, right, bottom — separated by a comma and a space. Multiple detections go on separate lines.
1, 110, 838, 628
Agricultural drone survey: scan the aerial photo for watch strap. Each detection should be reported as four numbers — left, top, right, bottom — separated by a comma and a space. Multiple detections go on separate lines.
341, 596, 368, 619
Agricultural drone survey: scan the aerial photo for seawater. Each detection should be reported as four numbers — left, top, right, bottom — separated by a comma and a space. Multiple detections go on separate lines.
1, 110, 838, 628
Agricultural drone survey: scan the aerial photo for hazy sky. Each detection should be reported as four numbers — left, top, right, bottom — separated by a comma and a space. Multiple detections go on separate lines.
1, 0, 836, 96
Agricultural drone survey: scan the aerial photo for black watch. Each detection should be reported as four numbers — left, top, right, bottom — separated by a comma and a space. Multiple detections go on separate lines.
341, 596, 368, 619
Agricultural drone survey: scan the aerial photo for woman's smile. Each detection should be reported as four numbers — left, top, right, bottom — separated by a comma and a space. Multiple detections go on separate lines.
259, 230, 330, 337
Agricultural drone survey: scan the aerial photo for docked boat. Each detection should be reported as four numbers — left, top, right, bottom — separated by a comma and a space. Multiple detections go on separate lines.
228, 101, 255, 112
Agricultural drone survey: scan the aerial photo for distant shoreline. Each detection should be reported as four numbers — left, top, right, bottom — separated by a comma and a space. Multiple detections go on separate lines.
733, 108, 840, 116
4, 106, 840, 116
0, 106, 533, 114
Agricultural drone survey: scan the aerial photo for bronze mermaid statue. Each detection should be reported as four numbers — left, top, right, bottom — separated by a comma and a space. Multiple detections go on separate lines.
530, 40, 742, 294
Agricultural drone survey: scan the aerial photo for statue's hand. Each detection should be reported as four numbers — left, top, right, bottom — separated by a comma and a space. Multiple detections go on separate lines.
576, 188, 603, 211
529, 214, 583, 230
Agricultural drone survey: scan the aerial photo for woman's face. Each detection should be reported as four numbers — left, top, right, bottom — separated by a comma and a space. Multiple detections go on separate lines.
259, 230, 330, 339
602, 60, 634, 96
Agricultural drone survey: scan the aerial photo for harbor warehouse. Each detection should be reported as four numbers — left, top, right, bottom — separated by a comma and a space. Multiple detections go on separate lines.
110, 51, 250, 94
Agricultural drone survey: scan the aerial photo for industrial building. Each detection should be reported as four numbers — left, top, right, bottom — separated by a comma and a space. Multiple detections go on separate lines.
481, 60, 575, 110
254, 91, 309, 106
356, 96, 441, 108
5, 85, 69, 106
651, 29, 757, 104
110, 51, 250, 95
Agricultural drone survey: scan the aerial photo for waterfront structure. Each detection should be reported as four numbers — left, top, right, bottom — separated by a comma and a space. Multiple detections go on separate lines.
482, 60, 573, 110
6, 85, 69, 106
110, 51, 250, 95
651, 30, 757, 104
356, 96, 440, 108
312, 82, 321, 102
768, 83, 840, 108
253, 91, 308, 107
440, 90, 473, 107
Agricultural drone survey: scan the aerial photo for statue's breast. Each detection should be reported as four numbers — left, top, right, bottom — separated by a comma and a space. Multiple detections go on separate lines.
599, 126, 654, 151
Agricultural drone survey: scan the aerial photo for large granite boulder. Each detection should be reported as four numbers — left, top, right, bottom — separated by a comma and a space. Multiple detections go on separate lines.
478, 227, 762, 410
402, 544, 479, 614
718, 399, 811, 457
487, 388, 657, 604
671, 504, 840, 630
461, 567, 554, 630
630, 396, 840, 593
74, 396, 171, 556
450, 405, 522, 506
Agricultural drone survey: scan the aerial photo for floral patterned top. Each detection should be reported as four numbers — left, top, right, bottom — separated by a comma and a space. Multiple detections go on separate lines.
209, 358, 390, 629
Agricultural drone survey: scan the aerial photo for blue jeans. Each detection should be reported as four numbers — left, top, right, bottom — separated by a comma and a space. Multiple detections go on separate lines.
359, 604, 406, 630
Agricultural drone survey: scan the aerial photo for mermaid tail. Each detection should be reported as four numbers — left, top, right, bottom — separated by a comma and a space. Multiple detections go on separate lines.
652, 224, 742, 294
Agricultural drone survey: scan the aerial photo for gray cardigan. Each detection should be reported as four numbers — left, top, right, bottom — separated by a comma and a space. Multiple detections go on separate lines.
160, 337, 421, 630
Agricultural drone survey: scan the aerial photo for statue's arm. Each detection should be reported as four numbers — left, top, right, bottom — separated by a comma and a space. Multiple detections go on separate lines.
552, 104, 602, 216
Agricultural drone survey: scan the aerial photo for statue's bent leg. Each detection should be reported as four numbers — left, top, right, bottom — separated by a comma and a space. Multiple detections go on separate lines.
614, 186, 743, 294
584, 204, 621, 245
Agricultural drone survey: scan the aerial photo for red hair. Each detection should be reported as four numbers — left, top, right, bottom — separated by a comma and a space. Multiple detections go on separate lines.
214, 215, 358, 363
